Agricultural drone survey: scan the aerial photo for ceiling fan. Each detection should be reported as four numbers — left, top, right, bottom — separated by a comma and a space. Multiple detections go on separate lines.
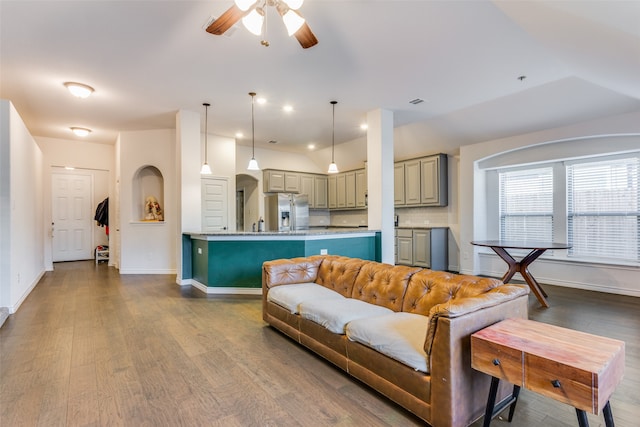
206, 0, 318, 49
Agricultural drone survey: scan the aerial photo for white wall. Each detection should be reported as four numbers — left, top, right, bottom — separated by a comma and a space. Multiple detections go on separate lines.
119, 129, 177, 274
35, 137, 115, 270
460, 110, 640, 297
0, 100, 45, 314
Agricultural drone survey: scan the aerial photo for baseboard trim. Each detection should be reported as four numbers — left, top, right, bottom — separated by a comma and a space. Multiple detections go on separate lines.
189, 279, 262, 295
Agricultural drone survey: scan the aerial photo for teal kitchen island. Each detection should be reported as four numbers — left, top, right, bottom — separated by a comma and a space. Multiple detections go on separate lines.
183, 229, 381, 294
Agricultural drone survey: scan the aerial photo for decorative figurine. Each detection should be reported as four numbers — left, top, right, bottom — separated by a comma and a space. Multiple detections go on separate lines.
144, 196, 163, 221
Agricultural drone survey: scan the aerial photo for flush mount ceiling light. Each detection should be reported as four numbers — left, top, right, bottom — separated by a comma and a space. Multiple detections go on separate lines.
70, 127, 91, 137
247, 92, 260, 171
206, 0, 318, 49
327, 101, 339, 174
201, 103, 212, 175
64, 82, 94, 98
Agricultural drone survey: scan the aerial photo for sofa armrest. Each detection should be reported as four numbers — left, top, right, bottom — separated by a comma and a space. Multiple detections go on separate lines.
262, 256, 324, 290
425, 284, 529, 355
428, 293, 529, 427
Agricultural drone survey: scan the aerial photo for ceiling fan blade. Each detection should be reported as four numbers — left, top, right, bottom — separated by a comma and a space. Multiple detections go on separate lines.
294, 22, 318, 49
206, 5, 244, 35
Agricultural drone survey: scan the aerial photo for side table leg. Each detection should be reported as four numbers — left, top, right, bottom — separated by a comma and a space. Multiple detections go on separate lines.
507, 385, 521, 422
603, 401, 615, 427
483, 377, 500, 427
576, 408, 590, 427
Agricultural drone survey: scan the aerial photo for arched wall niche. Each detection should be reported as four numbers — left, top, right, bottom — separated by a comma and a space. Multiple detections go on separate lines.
133, 165, 165, 222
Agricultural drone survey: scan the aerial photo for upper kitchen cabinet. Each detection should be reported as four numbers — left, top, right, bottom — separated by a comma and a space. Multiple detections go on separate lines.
395, 154, 448, 207
327, 168, 367, 211
300, 173, 328, 209
263, 169, 300, 193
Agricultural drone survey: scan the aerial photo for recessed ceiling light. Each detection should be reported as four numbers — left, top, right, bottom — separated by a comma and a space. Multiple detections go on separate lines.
307, 143, 315, 150
235, 132, 244, 138
257, 97, 267, 105
360, 123, 368, 130
70, 127, 91, 137
283, 105, 293, 113
64, 82, 94, 98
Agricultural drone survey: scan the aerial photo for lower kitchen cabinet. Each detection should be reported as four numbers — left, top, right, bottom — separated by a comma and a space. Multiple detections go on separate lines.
395, 227, 448, 271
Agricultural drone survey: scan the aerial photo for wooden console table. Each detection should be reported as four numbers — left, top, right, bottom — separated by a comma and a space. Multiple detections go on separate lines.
471, 318, 625, 427
471, 240, 570, 307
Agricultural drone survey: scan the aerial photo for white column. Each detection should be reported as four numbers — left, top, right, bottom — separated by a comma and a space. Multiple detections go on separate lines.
176, 109, 201, 283
366, 109, 395, 264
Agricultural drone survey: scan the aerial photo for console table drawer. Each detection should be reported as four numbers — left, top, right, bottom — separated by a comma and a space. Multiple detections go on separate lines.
525, 354, 594, 412
471, 335, 523, 386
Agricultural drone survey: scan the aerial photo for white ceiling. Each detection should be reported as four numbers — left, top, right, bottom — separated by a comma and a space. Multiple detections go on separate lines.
1, 0, 639, 154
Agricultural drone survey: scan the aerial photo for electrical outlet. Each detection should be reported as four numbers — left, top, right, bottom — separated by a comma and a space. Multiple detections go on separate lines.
198, 248, 202, 255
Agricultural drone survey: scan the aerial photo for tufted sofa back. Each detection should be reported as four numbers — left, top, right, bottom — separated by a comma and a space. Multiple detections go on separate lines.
351, 262, 421, 311
402, 269, 505, 315
314, 255, 368, 297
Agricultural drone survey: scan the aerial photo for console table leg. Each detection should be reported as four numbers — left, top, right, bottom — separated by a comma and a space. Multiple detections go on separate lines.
603, 401, 615, 427
483, 377, 500, 427
576, 408, 590, 427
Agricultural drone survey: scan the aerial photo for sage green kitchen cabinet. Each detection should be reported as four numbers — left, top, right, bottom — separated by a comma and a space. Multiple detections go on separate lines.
300, 174, 314, 207
263, 169, 300, 193
394, 164, 405, 205
420, 155, 448, 206
328, 175, 337, 209
395, 228, 413, 265
314, 175, 328, 209
356, 168, 367, 208
394, 154, 448, 207
345, 171, 356, 208
395, 227, 448, 270
404, 159, 421, 205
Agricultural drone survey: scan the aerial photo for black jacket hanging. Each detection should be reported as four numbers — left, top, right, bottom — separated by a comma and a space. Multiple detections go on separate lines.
94, 197, 109, 227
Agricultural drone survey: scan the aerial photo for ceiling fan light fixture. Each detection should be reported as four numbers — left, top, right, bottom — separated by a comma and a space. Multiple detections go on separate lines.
234, 0, 256, 12
64, 82, 94, 98
282, 0, 304, 10
242, 8, 264, 36
70, 127, 91, 137
282, 9, 305, 36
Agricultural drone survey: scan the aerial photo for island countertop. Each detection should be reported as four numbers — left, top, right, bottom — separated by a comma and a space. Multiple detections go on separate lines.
187, 228, 379, 240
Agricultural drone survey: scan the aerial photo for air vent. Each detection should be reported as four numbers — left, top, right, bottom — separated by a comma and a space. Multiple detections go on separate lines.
268, 140, 278, 144
409, 98, 424, 105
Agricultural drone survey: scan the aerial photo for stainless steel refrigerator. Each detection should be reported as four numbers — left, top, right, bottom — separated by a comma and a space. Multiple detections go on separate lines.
265, 193, 309, 232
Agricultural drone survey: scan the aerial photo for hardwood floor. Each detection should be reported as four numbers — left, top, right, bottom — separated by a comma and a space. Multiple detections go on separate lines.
1, 261, 638, 426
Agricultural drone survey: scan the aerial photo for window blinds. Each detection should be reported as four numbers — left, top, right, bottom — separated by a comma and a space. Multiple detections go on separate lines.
499, 167, 553, 241
567, 157, 639, 262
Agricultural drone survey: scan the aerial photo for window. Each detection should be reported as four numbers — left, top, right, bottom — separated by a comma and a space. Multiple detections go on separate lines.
567, 157, 639, 262
499, 167, 553, 241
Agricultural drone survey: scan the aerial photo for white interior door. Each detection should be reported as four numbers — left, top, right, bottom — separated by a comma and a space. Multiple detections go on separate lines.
202, 177, 228, 231
52, 173, 93, 261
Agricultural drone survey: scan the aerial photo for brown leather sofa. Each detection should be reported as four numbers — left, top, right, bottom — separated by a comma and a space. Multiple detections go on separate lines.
262, 255, 529, 427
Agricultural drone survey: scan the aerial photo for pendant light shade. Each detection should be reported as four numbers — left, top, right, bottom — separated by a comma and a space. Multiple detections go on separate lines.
201, 103, 212, 175
327, 100, 339, 174
247, 92, 260, 171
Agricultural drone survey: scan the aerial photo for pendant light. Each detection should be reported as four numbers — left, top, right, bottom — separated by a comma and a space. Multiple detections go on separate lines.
200, 103, 212, 175
247, 92, 260, 171
327, 100, 339, 174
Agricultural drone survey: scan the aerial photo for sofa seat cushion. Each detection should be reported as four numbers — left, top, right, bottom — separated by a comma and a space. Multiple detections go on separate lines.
299, 298, 393, 334
267, 283, 344, 314
346, 312, 430, 373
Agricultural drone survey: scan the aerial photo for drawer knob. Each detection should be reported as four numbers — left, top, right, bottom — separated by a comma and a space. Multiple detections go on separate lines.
492, 358, 500, 366
551, 380, 561, 388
